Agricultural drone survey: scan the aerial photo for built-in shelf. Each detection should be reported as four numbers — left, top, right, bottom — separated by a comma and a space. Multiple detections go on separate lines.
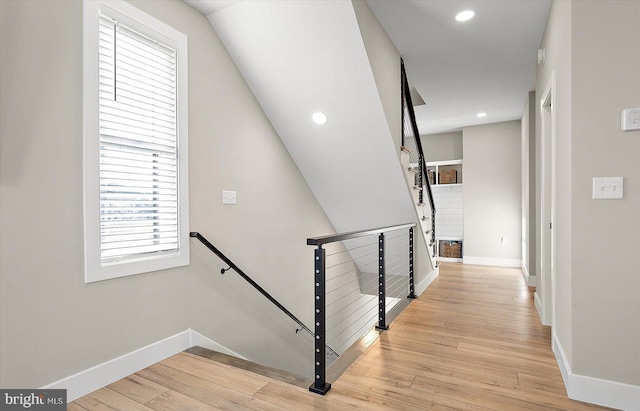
427, 160, 463, 261
426, 159, 463, 186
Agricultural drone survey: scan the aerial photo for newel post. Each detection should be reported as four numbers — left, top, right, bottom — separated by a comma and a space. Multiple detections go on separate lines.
309, 246, 331, 395
376, 233, 388, 330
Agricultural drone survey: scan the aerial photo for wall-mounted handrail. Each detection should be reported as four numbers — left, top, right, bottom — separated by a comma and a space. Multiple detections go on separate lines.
189, 232, 338, 358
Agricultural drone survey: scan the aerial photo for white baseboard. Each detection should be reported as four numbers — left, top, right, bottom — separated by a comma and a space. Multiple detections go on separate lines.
43, 329, 240, 402
416, 265, 439, 296
521, 263, 536, 287
533, 291, 548, 325
463, 256, 522, 268
553, 333, 640, 411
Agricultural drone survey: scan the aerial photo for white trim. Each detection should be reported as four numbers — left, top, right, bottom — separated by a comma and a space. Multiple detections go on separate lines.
552, 334, 640, 411
462, 256, 521, 268
42, 329, 241, 402
82, 0, 190, 283
426, 159, 463, 167
521, 262, 536, 287
437, 257, 463, 263
416, 265, 439, 296
534, 291, 548, 324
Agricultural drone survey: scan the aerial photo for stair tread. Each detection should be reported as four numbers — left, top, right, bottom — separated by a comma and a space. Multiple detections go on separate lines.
186, 346, 311, 389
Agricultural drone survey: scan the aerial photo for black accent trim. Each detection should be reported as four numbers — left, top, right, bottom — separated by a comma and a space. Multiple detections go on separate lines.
307, 223, 416, 247
375, 233, 388, 331
310, 247, 331, 395
408, 227, 416, 299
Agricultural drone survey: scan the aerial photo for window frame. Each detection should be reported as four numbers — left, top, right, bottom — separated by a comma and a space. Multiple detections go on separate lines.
83, 0, 189, 283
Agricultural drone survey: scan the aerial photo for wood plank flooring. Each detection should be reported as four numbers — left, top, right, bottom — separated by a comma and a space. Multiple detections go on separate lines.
71, 263, 613, 410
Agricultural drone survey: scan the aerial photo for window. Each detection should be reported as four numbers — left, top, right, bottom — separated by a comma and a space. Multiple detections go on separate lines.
83, 0, 189, 282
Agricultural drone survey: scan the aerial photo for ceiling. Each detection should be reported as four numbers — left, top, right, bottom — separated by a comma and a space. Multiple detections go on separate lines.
367, 0, 551, 134
184, 0, 551, 136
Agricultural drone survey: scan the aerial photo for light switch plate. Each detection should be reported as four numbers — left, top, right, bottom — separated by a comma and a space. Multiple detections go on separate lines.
622, 108, 640, 131
222, 190, 237, 205
592, 177, 623, 199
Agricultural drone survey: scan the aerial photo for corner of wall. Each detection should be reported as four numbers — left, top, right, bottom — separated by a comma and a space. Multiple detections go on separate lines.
553, 334, 640, 411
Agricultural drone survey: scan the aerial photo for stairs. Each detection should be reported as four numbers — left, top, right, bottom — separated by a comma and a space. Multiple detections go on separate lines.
401, 149, 438, 266
187, 346, 311, 389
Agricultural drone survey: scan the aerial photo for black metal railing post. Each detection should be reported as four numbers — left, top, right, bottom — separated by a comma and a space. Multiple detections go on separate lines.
418, 154, 425, 205
309, 246, 331, 395
408, 227, 416, 299
432, 209, 436, 256
375, 233, 388, 331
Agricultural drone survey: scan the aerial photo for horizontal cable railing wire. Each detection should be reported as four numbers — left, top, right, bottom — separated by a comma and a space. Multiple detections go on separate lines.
308, 223, 416, 395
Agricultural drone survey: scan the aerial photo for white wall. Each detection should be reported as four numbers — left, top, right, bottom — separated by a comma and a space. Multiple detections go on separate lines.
0, 0, 335, 388
421, 131, 463, 162
463, 121, 522, 266
351, 0, 401, 155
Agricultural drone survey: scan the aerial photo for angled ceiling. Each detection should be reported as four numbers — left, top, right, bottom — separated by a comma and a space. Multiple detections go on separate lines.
185, 0, 417, 233
185, 0, 550, 136
367, 0, 551, 134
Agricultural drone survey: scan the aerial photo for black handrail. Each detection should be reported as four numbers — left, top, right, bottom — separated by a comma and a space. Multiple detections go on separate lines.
189, 232, 338, 358
307, 222, 416, 246
401, 59, 436, 250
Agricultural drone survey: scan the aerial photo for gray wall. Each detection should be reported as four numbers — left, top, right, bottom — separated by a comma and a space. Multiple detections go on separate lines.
0, 0, 335, 387
421, 131, 463, 162
463, 121, 522, 263
537, 0, 639, 388
521, 91, 536, 279
570, 0, 640, 385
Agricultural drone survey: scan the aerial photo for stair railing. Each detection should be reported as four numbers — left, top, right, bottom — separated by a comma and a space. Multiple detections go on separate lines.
307, 222, 416, 395
401, 59, 436, 255
190, 232, 339, 359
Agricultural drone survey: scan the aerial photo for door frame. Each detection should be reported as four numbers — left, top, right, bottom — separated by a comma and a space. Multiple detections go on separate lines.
537, 72, 556, 327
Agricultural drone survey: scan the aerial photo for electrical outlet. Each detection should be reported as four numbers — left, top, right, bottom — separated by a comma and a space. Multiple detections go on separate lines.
622, 108, 640, 131
222, 190, 236, 205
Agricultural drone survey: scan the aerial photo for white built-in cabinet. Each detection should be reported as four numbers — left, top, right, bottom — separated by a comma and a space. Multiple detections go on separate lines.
426, 160, 463, 262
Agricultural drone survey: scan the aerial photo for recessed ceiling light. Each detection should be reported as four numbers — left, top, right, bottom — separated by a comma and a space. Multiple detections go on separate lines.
477, 112, 487, 118
455, 10, 475, 22
312, 112, 328, 125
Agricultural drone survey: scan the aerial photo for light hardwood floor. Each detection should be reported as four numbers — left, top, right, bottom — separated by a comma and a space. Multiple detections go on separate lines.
70, 263, 612, 410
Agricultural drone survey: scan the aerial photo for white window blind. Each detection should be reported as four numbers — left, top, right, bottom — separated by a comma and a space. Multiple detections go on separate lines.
98, 15, 179, 262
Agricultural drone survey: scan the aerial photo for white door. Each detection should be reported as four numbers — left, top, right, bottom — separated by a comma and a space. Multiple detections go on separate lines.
538, 73, 556, 327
